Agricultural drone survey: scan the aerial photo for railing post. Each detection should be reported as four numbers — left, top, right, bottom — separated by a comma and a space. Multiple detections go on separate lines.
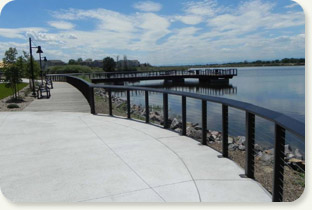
127, 90, 131, 119
272, 124, 285, 202
202, 100, 207, 145
108, 89, 113, 116
163, 93, 169, 128
245, 112, 255, 178
89, 87, 96, 115
145, 91, 149, 123
182, 96, 186, 136
222, 105, 228, 157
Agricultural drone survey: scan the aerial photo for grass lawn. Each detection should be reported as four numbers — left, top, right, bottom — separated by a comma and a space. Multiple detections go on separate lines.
0, 83, 28, 100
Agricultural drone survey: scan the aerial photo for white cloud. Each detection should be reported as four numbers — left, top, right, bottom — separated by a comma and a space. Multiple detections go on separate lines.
207, 0, 304, 35
184, 0, 218, 16
0, 0, 304, 65
175, 15, 202, 25
285, 3, 299, 8
48, 21, 75, 30
133, 1, 162, 12
0, 27, 45, 39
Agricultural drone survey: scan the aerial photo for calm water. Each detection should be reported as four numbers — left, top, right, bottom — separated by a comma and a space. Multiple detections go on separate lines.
112, 66, 305, 150
227, 66, 304, 123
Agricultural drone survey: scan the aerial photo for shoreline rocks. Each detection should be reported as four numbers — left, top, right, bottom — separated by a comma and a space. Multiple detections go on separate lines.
95, 89, 305, 171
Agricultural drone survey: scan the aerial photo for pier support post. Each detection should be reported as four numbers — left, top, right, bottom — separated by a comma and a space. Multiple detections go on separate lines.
145, 91, 149, 123
127, 90, 131, 119
272, 125, 285, 202
202, 100, 207, 145
182, 96, 186, 136
245, 112, 255, 178
163, 93, 169, 129
222, 105, 228, 157
108, 89, 112, 116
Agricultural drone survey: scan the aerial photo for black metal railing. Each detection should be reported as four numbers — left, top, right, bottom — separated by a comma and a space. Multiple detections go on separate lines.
50, 75, 304, 202
47, 68, 237, 82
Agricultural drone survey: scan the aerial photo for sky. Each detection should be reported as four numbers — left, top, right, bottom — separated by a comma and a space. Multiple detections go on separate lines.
0, 0, 305, 66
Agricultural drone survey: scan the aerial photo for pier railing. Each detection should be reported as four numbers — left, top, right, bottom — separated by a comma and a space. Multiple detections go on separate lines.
51, 75, 304, 202
46, 68, 237, 81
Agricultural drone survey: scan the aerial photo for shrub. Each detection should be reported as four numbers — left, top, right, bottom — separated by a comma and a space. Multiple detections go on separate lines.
7, 104, 19, 109
47, 65, 93, 74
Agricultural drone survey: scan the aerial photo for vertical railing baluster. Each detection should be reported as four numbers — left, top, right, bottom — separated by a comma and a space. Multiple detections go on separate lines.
145, 91, 149, 123
202, 100, 207, 145
222, 105, 228, 157
182, 96, 186, 136
108, 89, 112, 116
245, 112, 255, 178
89, 87, 95, 115
127, 90, 131, 119
272, 124, 285, 202
163, 93, 169, 128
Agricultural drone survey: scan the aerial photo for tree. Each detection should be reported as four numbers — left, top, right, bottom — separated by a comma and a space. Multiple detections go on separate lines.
2, 48, 22, 100
77, 58, 83, 64
3, 47, 18, 64
21, 53, 40, 89
3, 64, 23, 100
68, 59, 77, 65
103, 57, 116, 72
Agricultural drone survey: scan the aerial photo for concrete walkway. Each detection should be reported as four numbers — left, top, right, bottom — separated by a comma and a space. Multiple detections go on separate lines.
23, 82, 90, 112
0, 82, 271, 202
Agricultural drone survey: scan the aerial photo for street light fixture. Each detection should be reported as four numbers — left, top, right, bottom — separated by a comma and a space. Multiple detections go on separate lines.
29, 38, 46, 96
36, 46, 44, 84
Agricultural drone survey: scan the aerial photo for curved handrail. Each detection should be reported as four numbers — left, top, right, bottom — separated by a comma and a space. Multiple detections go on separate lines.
67, 75, 304, 139
51, 74, 305, 202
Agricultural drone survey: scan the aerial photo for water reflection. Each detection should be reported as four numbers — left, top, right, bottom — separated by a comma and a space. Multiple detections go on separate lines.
130, 80, 237, 96
104, 66, 304, 153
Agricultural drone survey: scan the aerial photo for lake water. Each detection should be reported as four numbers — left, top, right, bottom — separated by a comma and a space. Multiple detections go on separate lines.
111, 66, 305, 150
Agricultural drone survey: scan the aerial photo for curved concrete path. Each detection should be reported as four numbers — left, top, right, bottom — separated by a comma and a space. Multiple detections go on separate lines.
23, 82, 90, 113
0, 82, 271, 202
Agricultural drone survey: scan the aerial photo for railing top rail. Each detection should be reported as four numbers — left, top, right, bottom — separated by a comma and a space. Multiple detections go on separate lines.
65, 75, 304, 139
46, 68, 237, 77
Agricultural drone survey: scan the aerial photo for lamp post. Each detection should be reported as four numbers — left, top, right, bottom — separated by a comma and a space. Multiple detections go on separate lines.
43, 56, 47, 82
29, 38, 36, 96
29, 38, 44, 96
36, 46, 44, 84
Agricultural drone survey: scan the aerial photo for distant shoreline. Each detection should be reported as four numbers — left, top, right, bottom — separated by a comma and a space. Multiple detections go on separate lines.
201, 64, 305, 68
148, 63, 304, 71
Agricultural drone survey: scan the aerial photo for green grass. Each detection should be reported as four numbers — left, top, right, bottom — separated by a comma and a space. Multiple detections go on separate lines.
77, 75, 92, 83
0, 83, 28, 100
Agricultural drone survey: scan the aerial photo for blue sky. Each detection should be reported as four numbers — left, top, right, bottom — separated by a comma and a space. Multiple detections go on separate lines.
0, 0, 305, 65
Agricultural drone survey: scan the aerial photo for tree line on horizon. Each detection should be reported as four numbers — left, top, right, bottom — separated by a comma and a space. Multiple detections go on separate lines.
207, 58, 305, 67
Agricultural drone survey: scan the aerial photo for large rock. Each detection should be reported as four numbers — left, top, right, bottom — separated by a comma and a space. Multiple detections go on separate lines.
264, 148, 274, 155
260, 153, 274, 164
154, 111, 160, 116
238, 145, 246, 151
228, 144, 238, 151
170, 118, 182, 130
228, 136, 234, 144
254, 144, 263, 152
150, 113, 163, 122
174, 128, 182, 133
186, 126, 202, 140
207, 133, 215, 142
236, 136, 246, 145
294, 149, 303, 160
211, 131, 220, 136
286, 153, 295, 160
284, 145, 292, 156
288, 158, 305, 171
